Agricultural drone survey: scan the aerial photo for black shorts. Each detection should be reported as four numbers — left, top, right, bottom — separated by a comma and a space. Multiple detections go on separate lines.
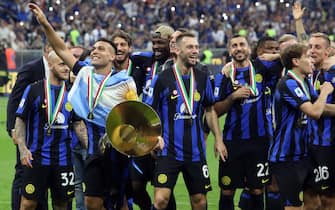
153, 156, 212, 195
308, 145, 335, 193
270, 158, 312, 207
219, 139, 270, 190
84, 147, 130, 198
129, 154, 155, 182
21, 165, 74, 201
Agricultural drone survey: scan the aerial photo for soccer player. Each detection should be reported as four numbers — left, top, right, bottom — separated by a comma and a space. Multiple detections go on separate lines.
15, 50, 87, 210
293, 3, 335, 207
129, 25, 176, 210
28, 3, 140, 210
145, 32, 227, 210
6, 42, 52, 210
269, 43, 334, 210
307, 33, 335, 209
214, 34, 280, 210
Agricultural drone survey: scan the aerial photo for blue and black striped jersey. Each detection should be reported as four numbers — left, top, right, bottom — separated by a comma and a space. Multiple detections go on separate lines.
144, 66, 215, 162
269, 74, 318, 162
214, 59, 279, 141
309, 67, 335, 146
16, 80, 74, 166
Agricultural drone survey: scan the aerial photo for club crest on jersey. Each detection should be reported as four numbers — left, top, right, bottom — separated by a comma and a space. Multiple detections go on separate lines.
65, 102, 72, 112
194, 90, 201, 101
255, 74, 263, 83
294, 87, 304, 98
315, 80, 321, 90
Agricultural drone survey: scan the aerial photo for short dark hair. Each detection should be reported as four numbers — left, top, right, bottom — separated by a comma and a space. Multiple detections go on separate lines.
228, 34, 248, 48
96, 38, 117, 53
175, 32, 196, 45
111, 30, 133, 47
280, 43, 308, 69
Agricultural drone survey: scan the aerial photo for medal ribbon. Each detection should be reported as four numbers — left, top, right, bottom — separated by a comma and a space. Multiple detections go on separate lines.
281, 67, 287, 77
173, 63, 195, 115
127, 59, 133, 76
150, 61, 159, 79
87, 69, 113, 115
287, 70, 310, 99
230, 60, 258, 96
44, 79, 66, 127
312, 70, 321, 91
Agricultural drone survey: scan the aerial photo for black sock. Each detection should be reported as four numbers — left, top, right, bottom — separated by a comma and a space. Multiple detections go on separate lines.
219, 193, 234, 210
251, 193, 264, 210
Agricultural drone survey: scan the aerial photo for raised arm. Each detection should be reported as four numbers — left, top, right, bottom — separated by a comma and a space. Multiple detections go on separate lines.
293, 2, 308, 44
28, 3, 77, 70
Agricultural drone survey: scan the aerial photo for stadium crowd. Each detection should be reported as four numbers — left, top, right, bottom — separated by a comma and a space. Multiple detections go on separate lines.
1, 0, 335, 51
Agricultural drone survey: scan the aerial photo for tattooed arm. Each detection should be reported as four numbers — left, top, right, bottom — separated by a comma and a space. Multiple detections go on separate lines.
73, 120, 88, 149
15, 117, 33, 168
293, 2, 308, 43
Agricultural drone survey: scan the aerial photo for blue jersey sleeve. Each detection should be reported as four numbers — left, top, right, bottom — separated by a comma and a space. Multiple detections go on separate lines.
281, 79, 310, 109
213, 73, 232, 102
203, 77, 216, 107
16, 84, 33, 120
144, 75, 161, 110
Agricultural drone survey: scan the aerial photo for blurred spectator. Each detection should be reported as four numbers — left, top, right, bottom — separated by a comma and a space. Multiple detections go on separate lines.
2, 0, 335, 50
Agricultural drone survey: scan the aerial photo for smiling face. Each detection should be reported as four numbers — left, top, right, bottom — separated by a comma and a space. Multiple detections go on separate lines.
113, 36, 132, 64
308, 36, 330, 68
152, 36, 170, 61
90, 41, 115, 68
48, 51, 70, 81
176, 36, 199, 68
229, 36, 250, 63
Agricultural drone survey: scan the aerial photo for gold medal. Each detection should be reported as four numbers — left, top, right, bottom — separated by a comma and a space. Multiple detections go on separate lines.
47, 127, 52, 136
87, 112, 94, 120
233, 80, 239, 90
